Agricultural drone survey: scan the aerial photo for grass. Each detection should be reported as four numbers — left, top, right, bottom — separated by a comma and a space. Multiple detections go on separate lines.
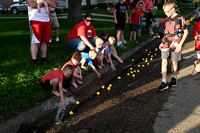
0, 2, 194, 120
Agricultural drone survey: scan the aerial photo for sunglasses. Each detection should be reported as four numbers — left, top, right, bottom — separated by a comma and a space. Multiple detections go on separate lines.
86, 19, 93, 22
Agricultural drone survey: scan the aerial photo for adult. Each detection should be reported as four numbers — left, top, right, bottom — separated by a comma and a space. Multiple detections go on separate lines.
26, 0, 57, 65
66, 13, 98, 52
144, 0, 153, 29
124, 0, 134, 9
50, 11, 60, 43
136, 0, 146, 36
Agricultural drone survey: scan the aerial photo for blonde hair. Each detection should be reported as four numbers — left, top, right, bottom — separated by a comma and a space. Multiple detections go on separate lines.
163, 0, 175, 9
89, 49, 97, 55
108, 36, 115, 42
95, 38, 104, 46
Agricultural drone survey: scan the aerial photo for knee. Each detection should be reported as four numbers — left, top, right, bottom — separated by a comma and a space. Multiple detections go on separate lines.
50, 78, 59, 85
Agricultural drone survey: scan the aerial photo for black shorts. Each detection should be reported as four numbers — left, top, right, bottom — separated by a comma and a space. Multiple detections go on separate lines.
115, 20, 125, 31
41, 80, 53, 90
129, 24, 138, 31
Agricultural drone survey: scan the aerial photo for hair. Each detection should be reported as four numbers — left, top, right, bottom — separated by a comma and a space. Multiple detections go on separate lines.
72, 52, 82, 62
95, 38, 104, 46
89, 49, 97, 56
63, 64, 74, 73
100, 31, 109, 37
85, 13, 93, 19
163, 0, 175, 9
108, 36, 116, 43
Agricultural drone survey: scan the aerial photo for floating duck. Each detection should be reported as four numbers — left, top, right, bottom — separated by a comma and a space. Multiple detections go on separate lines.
69, 111, 74, 115
76, 101, 80, 105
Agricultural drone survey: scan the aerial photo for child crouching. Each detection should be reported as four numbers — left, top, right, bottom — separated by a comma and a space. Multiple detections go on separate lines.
62, 52, 82, 88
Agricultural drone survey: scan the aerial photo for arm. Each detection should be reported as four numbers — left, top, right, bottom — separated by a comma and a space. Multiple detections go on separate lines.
80, 36, 95, 50
125, 10, 128, 24
26, 0, 37, 8
91, 65, 101, 78
58, 81, 65, 104
93, 36, 99, 40
175, 28, 188, 53
114, 9, 117, 24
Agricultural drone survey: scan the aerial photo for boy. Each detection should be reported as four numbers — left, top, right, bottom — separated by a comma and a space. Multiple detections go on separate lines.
41, 65, 74, 104
191, 20, 200, 75
81, 49, 101, 78
95, 38, 106, 69
129, 2, 143, 43
147, 7, 154, 36
158, 0, 188, 91
62, 52, 82, 88
106, 36, 123, 64
114, 0, 128, 49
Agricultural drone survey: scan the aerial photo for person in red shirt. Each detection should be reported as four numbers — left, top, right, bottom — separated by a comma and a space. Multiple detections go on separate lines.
41, 65, 74, 105
124, 0, 133, 9
129, 2, 143, 43
191, 21, 200, 75
66, 13, 98, 52
62, 52, 82, 88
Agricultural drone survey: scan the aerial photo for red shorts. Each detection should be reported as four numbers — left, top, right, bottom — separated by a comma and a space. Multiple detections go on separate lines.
92, 57, 98, 64
30, 20, 51, 43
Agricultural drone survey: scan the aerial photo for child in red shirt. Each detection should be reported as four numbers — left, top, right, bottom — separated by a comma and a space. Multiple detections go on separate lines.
191, 21, 200, 75
129, 2, 143, 43
41, 65, 74, 105
62, 52, 82, 88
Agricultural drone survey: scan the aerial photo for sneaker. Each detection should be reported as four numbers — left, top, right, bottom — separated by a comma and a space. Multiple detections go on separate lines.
33, 59, 38, 65
117, 44, 126, 49
170, 77, 177, 86
158, 82, 168, 91
41, 58, 51, 64
122, 40, 127, 44
191, 69, 198, 75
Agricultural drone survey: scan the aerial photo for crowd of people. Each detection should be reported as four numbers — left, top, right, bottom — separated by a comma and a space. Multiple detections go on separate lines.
26, 0, 200, 104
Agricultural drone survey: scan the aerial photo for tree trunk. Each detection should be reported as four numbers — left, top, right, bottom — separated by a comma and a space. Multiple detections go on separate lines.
86, 0, 91, 9
68, 0, 82, 22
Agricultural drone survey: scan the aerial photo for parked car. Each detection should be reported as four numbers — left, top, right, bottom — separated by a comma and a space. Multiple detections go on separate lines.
9, 0, 28, 14
0, 4, 8, 14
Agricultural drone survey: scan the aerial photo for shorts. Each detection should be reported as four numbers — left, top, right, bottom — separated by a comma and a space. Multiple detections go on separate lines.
115, 21, 125, 31
194, 51, 200, 59
41, 80, 52, 90
146, 25, 154, 29
129, 24, 138, 31
50, 12, 59, 27
137, 16, 143, 30
29, 20, 51, 44
92, 57, 98, 64
161, 51, 181, 61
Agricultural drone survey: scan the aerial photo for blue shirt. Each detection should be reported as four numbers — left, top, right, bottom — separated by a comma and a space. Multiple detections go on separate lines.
81, 53, 93, 66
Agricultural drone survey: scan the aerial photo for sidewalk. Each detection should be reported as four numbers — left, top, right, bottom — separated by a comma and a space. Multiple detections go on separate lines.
153, 16, 200, 132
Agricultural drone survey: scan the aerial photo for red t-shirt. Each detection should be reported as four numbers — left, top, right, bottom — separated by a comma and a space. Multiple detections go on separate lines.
42, 69, 64, 83
130, 8, 142, 24
192, 22, 200, 51
61, 60, 77, 70
66, 21, 97, 43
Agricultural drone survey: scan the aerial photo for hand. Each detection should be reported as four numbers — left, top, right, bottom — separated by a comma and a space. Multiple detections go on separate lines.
159, 43, 163, 50
125, 19, 128, 24
97, 72, 101, 78
175, 43, 182, 53
115, 19, 117, 24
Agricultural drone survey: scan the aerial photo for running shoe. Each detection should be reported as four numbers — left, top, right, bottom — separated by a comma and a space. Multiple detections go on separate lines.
158, 82, 168, 91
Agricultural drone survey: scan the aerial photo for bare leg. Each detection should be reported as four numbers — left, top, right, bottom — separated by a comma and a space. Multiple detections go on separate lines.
44, 1, 50, 14
161, 59, 168, 80
55, 27, 59, 39
81, 59, 87, 69
171, 61, 178, 76
40, 42, 47, 58
71, 76, 78, 88
133, 31, 137, 41
30, 43, 39, 60
50, 78, 60, 96
130, 31, 133, 41
117, 30, 122, 43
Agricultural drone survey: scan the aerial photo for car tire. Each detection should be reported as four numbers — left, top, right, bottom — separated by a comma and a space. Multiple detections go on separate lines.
12, 8, 18, 14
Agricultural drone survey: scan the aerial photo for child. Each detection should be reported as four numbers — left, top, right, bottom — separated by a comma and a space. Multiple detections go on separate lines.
106, 36, 123, 64
37, 0, 50, 14
129, 2, 143, 43
81, 49, 101, 78
95, 38, 106, 69
191, 20, 200, 75
114, 0, 128, 49
151, 19, 165, 39
41, 65, 74, 104
158, 0, 188, 91
61, 52, 82, 88
100, 31, 109, 42
146, 6, 155, 36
